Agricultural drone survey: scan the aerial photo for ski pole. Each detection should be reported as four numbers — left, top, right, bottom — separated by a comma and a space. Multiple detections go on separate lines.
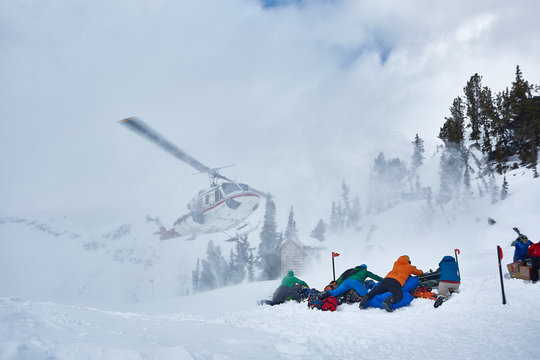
497, 246, 506, 305
454, 248, 461, 277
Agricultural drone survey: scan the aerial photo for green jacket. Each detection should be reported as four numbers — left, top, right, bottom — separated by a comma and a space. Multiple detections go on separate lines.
280, 270, 309, 288
342, 268, 382, 284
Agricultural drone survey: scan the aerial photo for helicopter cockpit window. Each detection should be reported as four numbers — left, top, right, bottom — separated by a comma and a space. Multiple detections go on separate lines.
239, 184, 249, 191
221, 182, 241, 195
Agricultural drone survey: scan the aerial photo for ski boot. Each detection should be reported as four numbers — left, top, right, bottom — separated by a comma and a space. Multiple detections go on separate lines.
434, 296, 446, 308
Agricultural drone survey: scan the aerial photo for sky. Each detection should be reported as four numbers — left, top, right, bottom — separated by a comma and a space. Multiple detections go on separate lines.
1, 0, 540, 233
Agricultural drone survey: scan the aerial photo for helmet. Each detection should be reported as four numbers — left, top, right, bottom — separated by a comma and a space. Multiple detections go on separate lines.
287, 270, 294, 276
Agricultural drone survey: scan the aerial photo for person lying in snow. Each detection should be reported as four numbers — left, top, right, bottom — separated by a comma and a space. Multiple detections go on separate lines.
319, 264, 382, 300
359, 255, 423, 312
259, 270, 309, 306
434, 255, 461, 308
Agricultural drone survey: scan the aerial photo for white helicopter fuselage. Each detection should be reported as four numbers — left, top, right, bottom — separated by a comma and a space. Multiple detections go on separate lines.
173, 182, 260, 236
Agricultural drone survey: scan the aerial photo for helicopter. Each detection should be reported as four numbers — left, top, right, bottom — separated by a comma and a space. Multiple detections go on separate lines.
120, 117, 266, 240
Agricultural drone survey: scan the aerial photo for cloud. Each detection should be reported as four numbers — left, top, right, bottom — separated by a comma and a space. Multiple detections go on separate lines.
1, 0, 539, 230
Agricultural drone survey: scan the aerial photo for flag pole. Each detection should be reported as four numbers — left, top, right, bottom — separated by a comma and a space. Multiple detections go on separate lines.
454, 248, 461, 277
331, 252, 340, 281
497, 246, 506, 305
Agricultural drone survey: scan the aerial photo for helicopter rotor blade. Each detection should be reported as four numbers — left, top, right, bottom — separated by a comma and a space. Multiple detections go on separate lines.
120, 117, 269, 198
120, 117, 223, 178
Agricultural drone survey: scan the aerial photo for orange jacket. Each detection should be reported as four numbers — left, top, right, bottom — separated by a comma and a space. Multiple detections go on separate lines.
385, 255, 423, 286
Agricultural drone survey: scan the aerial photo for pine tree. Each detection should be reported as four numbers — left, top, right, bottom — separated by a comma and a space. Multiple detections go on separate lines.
439, 97, 465, 145
501, 176, 509, 200
329, 201, 344, 234
284, 206, 298, 241
192, 258, 200, 294
479, 86, 495, 154
464, 74, 483, 142
341, 180, 352, 227
310, 219, 326, 241
369, 152, 408, 212
492, 88, 513, 173
247, 249, 255, 282
198, 240, 229, 291
349, 196, 361, 229
437, 144, 463, 205
257, 194, 281, 280
411, 134, 425, 172
228, 234, 251, 284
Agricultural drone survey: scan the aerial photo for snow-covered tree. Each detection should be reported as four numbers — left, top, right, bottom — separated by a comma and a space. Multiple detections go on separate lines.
310, 219, 326, 241
228, 234, 251, 284
198, 240, 228, 292
284, 206, 298, 242
368, 152, 408, 212
257, 194, 281, 280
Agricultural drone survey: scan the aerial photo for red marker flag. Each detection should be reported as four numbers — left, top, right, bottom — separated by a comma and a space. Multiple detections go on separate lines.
332, 252, 340, 257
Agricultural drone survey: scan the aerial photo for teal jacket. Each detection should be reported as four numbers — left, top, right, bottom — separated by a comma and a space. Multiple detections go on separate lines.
280, 270, 309, 288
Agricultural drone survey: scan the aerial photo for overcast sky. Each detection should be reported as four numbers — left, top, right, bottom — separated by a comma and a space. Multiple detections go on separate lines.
1, 0, 539, 231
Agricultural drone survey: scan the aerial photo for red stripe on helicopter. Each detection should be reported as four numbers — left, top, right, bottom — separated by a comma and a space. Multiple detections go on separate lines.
201, 192, 260, 213
173, 192, 260, 225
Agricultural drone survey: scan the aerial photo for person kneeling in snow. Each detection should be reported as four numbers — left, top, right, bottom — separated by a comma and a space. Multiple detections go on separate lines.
512, 234, 532, 263
259, 270, 309, 306
320, 264, 382, 300
434, 255, 461, 308
359, 255, 423, 312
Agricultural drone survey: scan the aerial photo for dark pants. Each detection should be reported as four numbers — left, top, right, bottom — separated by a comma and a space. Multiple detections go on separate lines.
262, 285, 302, 306
361, 278, 403, 306
531, 256, 540, 283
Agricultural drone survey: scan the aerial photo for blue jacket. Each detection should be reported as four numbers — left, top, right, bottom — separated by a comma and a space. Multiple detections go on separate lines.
367, 276, 419, 310
439, 256, 460, 283
514, 240, 533, 262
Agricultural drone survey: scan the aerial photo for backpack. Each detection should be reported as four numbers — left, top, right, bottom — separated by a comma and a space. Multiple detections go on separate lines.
336, 268, 360, 284
321, 296, 338, 312
324, 281, 337, 291
308, 297, 323, 310
336, 290, 362, 305
301, 288, 320, 301
411, 286, 437, 300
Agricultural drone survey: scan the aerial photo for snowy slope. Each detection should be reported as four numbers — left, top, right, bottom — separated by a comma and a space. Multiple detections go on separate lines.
1, 271, 539, 360
1, 169, 540, 359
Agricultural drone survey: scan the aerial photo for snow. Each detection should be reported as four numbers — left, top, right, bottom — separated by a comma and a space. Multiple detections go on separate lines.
2, 1, 540, 357
2, 168, 540, 359
1, 272, 539, 359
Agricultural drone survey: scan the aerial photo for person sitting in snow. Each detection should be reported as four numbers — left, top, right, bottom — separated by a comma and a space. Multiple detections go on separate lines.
527, 239, 540, 284
512, 234, 533, 263
259, 270, 309, 306
319, 264, 382, 300
434, 255, 461, 308
358, 255, 423, 312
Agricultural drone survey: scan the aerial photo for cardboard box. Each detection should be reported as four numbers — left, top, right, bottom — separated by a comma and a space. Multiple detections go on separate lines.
519, 266, 540, 280
507, 262, 524, 279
